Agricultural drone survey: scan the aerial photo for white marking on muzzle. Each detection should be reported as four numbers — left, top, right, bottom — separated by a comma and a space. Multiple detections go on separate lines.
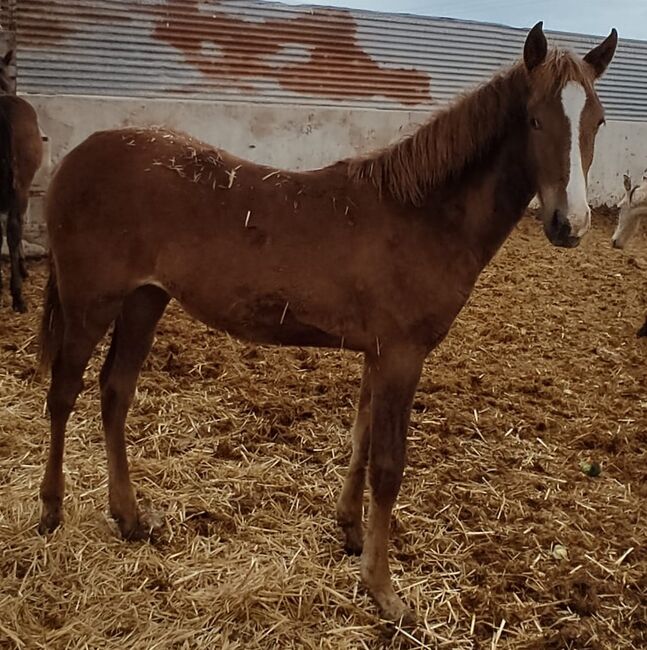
561, 82, 590, 238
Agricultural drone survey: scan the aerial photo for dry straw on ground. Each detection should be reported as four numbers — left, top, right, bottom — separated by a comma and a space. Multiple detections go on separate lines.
0, 213, 645, 649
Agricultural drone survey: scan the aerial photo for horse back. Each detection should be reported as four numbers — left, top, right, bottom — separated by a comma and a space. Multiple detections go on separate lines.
46, 127, 476, 350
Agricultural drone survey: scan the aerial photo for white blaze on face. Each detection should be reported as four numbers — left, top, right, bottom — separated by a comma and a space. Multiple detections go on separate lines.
561, 81, 590, 237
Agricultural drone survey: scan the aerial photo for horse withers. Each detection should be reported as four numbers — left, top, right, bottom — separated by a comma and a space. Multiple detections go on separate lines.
38, 23, 616, 621
0, 50, 43, 312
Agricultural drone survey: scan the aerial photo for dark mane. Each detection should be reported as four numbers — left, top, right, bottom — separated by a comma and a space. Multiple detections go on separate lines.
348, 49, 594, 206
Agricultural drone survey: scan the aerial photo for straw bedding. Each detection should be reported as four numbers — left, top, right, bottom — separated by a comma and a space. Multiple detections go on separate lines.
0, 212, 645, 649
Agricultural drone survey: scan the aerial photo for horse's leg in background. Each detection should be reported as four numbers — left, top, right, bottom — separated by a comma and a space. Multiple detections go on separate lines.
337, 358, 371, 555
99, 284, 169, 539
637, 316, 647, 337
15, 194, 29, 279
361, 345, 425, 623
6, 193, 27, 312
19, 238, 28, 279
39, 301, 120, 533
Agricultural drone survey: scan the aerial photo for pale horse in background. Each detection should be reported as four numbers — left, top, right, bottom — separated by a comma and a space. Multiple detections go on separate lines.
612, 172, 647, 249
611, 172, 647, 335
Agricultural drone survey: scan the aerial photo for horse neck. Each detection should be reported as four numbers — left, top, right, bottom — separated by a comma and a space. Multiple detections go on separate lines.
449, 102, 536, 269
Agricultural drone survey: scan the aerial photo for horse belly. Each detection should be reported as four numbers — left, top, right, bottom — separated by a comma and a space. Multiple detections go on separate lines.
175, 290, 345, 349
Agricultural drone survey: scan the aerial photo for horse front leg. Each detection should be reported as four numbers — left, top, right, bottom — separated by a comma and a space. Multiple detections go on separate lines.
361, 345, 425, 623
337, 358, 371, 555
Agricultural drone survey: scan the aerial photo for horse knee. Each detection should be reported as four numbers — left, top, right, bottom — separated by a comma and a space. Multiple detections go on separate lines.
46, 386, 77, 420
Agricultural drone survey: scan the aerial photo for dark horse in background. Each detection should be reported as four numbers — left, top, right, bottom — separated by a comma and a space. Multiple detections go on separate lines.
0, 49, 43, 312
38, 24, 616, 621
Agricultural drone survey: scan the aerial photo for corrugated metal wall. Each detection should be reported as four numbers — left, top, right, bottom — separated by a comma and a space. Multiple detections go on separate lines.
15, 0, 647, 120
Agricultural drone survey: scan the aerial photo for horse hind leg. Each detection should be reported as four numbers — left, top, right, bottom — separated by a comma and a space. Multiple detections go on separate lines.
39, 302, 120, 534
336, 359, 371, 555
99, 284, 169, 540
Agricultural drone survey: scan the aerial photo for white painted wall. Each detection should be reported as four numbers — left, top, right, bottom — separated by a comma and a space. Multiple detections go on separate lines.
589, 121, 647, 205
22, 94, 424, 250
23, 94, 647, 240
27, 94, 424, 174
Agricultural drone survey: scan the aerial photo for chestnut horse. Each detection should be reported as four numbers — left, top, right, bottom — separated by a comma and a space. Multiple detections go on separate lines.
38, 23, 616, 621
0, 49, 43, 312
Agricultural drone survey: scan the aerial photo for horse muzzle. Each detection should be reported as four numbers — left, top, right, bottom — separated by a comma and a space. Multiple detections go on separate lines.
545, 210, 582, 248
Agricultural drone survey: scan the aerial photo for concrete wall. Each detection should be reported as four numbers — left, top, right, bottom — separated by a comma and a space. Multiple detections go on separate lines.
21, 94, 647, 250
28, 93, 425, 170
589, 122, 647, 204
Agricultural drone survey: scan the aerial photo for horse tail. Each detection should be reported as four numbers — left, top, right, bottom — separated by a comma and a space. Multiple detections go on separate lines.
0, 101, 14, 213
38, 258, 64, 377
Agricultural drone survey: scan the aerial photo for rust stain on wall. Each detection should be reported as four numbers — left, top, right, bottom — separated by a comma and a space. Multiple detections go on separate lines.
19, 0, 134, 47
18, 0, 74, 47
154, 0, 431, 106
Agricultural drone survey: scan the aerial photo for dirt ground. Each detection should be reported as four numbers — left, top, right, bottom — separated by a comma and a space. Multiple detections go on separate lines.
0, 211, 645, 649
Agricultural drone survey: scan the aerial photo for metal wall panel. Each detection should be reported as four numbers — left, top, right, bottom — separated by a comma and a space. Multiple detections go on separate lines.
15, 0, 647, 120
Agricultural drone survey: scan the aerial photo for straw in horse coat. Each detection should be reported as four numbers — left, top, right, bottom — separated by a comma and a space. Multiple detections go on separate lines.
37, 23, 617, 622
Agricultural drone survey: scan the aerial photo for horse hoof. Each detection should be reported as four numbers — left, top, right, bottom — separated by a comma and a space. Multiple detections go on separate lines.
115, 503, 163, 542
378, 594, 417, 626
122, 523, 153, 542
345, 541, 363, 556
12, 299, 27, 313
341, 525, 364, 556
38, 511, 62, 535
362, 570, 417, 625
336, 506, 364, 555
113, 513, 151, 541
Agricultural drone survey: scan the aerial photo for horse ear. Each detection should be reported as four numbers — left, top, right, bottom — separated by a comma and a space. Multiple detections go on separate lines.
623, 174, 632, 193
3, 50, 13, 67
583, 29, 618, 78
524, 21, 548, 72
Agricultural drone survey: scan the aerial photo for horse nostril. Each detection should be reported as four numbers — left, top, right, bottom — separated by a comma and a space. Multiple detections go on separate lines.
612, 239, 621, 249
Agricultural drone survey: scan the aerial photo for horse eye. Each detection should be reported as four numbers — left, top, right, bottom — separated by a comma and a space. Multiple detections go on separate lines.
531, 117, 542, 130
